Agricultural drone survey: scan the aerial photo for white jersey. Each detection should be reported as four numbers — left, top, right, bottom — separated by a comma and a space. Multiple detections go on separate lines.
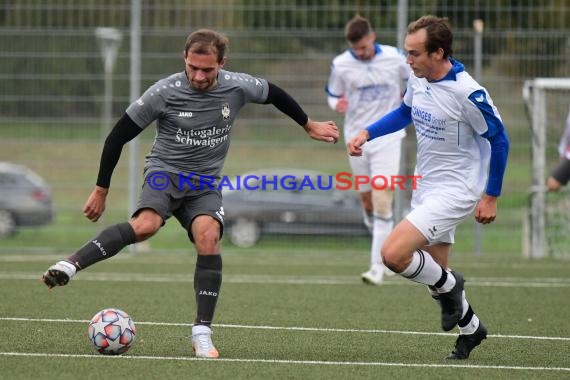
327, 44, 410, 141
403, 60, 503, 201
557, 107, 570, 159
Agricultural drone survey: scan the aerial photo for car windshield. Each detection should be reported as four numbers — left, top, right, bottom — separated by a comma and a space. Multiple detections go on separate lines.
21, 168, 48, 187
0, 164, 48, 188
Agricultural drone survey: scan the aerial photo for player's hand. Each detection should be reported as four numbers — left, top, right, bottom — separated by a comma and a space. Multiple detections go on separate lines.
347, 130, 369, 156
335, 96, 348, 113
475, 195, 497, 224
83, 186, 109, 222
304, 119, 339, 144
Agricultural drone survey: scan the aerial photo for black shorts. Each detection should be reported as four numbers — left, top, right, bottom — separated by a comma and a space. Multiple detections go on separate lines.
134, 171, 224, 241
550, 157, 570, 186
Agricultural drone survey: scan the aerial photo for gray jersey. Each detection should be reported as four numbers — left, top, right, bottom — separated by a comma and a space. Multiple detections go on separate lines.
126, 69, 269, 179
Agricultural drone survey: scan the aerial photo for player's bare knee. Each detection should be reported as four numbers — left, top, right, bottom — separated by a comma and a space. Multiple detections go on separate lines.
381, 248, 398, 270
193, 228, 220, 253
190, 215, 221, 252
130, 209, 162, 241
372, 189, 394, 218
131, 220, 160, 241
381, 243, 408, 272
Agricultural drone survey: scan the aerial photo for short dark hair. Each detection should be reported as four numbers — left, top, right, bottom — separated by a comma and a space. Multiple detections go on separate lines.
407, 15, 453, 58
184, 29, 228, 63
345, 15, 373, 43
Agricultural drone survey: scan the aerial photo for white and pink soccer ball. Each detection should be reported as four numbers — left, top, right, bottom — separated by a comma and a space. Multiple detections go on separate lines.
88, 308, 136, 355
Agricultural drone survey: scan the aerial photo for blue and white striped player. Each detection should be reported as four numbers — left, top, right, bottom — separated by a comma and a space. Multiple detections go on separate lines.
42, 29, 339, 359
349, 15, 509, 360
326, 15, 410, 285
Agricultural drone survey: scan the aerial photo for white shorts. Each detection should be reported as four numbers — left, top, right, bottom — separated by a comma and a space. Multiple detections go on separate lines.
347, 137, 402, 193
406, 192, 478, 245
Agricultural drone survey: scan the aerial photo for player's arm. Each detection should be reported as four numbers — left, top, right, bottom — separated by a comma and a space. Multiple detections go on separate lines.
327, 94, 347, 113
264, 82, 339, 143
347, 102, 412, 156
325, 63, 347, 113
475, 128, 509, 224
547, 157, 570, 191
466, 90, 510, 224
83, 114, 143, 222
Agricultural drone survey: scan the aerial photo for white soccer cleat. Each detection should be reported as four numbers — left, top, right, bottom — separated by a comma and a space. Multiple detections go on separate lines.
41, 260, 77, 289
361, 264, 384, 285
191, 325, 219, 359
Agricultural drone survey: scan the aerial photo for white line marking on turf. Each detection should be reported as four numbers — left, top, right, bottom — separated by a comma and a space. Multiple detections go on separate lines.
1, 271, 570, 288
0, 352, 568, 372
1, 253, 569, 269
1, 317, 568, 342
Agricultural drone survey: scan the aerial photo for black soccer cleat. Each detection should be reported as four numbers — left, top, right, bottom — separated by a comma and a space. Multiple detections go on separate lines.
41, 269, 69, 289
438, 271, 465, 331
446, 321, 488, 360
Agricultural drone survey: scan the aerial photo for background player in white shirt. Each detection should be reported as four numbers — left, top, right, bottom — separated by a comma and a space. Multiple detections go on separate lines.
326, 15, 410, 285
348, 15, 509, 360
547, 107, 570, 191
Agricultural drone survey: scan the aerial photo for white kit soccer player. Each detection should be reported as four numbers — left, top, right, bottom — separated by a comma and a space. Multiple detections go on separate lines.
327, 40, 410, 284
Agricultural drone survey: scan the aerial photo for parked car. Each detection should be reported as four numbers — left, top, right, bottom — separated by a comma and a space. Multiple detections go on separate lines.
0, 162, 55, 238
221, 168, 369, 247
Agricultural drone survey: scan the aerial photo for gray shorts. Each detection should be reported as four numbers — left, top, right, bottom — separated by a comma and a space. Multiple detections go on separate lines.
134, 171, 224, 241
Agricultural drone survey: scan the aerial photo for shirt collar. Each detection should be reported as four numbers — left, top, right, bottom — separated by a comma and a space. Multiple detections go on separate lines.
349, 43, 382, 61
429, 58, 465, 82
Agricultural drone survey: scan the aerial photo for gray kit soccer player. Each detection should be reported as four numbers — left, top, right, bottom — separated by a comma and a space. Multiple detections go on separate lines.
348, 15, 509, 360
42, 29, 339, 359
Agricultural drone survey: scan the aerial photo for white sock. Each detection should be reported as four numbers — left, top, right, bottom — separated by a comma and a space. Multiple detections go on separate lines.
370, 216, 392, 267
400, 250, 456, 292
362, 210, 374, 233
459, 314, 480, 335
458, 292, 480, 335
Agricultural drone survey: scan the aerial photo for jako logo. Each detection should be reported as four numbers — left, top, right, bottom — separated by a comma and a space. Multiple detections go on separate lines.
92, 239, 107, 256
199, 290, 218, 296
178, 111, 193, 118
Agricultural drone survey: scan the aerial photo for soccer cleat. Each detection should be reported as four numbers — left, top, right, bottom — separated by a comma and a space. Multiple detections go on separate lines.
438, 271, 465, 331
361, 264, 384, 285
41, 260, 76, 289
446, 321, 488, 360
191, 325, 219, 359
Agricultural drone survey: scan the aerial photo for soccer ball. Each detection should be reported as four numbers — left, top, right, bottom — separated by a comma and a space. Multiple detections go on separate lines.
87, 308, 136, 355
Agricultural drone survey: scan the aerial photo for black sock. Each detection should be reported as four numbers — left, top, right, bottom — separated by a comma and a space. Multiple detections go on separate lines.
194, 255, 222, 327
67, 222, 136, 269
458, 305, 475, 328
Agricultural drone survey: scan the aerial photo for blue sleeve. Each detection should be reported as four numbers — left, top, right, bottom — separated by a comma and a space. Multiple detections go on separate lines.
366, 103, 412, 140
482, 128, 509, 197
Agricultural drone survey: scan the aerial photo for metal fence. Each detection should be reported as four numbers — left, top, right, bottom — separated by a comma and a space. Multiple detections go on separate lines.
0, 0, 569, 253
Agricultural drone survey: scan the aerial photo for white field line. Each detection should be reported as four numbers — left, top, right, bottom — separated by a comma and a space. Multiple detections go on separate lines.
0, 352, 569, 372
1, 271, 569, 288
1, 317, 569, 342
1, 253, 570, 270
